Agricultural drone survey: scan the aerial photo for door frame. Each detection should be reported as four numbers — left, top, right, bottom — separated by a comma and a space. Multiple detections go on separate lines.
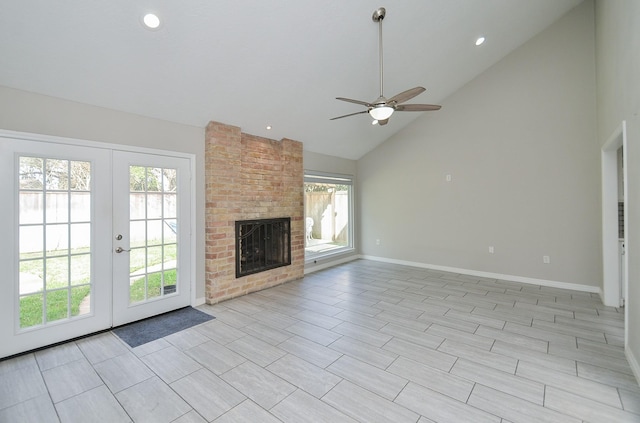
0, 129, 197, 356
601, 121, 627, 311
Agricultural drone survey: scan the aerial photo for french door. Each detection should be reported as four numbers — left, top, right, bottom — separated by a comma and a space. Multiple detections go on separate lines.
0, 133, 192, 358
112, 151, 191, 326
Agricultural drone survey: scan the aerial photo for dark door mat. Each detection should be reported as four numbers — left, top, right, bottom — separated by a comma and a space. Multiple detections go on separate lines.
113, 306, 214, 348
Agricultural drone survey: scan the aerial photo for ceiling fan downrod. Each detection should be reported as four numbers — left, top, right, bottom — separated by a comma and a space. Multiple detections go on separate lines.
373, 7, 386, 101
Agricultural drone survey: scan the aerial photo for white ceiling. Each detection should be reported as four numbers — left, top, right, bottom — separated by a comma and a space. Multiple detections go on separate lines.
0, 0, 582, 159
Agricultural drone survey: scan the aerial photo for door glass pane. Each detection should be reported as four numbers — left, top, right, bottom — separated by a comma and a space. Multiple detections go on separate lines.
46, 224, 69, 256
46, 289, 69, 323
19, 192, 43, 224
69, 161, 91, 191
45, 256, 68, 290
130, 193, 145, 220
70, 254, 90, 286
19, 157, 44, 189
147, 272, 162, 299
46, 159, 68, 190
46, 192, 68, 223
130, 166, 146, 192
163, 270, 177, 294
164, 219, 177, 243
20, 293, 43, 328
130, 247, 146, 274
147, 194, 162, 219
164, 244, 177, 269
164, 194, 177, 218
71, 286, 91, 317
20, 225, 43, 258
130, 221, 146, 247
18, 156, 92, 329
20, 260, 43, 294
130, 275, 146, 303
146, 220, 162, 246
147, 246, 163, 271
70, 192, 90, 222
146, 168, 162, 192
162, 169, 177, 192
128, 165, 179, 304
70, 223, 90, 251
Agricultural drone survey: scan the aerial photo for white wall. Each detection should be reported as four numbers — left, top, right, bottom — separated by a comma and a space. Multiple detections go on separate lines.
0, 85, 207, 300
358, 1, 600, 288
595, 0, 640, 380
304, 151, 357, 178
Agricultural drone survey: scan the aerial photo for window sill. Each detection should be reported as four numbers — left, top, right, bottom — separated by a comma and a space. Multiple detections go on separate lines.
305, 246, 356, 263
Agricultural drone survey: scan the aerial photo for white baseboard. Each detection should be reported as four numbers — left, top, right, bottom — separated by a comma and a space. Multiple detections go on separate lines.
360, 255, 600, 294
626, 347, 640, 387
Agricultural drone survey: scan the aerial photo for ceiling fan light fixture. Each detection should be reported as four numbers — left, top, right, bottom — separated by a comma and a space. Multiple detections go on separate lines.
369, 105, 394, 121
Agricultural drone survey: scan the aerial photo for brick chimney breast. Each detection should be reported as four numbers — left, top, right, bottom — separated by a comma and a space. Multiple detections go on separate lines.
204, 121, 304, 304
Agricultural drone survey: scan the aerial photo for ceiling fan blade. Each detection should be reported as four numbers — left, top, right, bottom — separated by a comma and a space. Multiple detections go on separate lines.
395, 104, 442, 112
336, 97, 372, 107
330, 110, 369, 120
388, 87, 426, 104
378, 118, 389, 126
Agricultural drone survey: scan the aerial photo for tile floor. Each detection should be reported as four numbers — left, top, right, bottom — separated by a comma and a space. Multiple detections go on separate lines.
1, 259, 639, 422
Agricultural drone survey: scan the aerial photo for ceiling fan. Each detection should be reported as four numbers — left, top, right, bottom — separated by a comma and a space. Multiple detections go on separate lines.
331, 7, 441, 126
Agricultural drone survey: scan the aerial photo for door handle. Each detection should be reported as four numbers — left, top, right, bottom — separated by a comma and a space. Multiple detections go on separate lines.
115, 247, 131, 253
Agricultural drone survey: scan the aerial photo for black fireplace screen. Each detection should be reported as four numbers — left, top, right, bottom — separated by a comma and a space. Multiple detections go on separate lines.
236, 217, 291, 278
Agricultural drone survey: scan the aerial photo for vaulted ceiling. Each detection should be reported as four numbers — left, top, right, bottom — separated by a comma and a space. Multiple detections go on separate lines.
0, 0, 582, 159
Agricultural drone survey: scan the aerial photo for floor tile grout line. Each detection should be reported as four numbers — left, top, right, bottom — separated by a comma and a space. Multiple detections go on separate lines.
7, 261, 639, 422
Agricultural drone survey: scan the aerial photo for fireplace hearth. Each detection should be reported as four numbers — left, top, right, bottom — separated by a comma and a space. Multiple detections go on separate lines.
236, 218, 291, 278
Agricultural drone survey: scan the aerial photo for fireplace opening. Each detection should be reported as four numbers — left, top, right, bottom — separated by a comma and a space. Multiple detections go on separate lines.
236, 217, 291, 278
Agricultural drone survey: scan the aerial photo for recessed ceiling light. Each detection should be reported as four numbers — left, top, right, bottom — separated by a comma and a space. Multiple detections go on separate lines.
266, 125, 272, 130
475, 36, 486, 46
142, 13, 161, 29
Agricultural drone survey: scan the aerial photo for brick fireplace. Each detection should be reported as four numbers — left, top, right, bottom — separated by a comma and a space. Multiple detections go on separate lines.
204, 121, 304, 304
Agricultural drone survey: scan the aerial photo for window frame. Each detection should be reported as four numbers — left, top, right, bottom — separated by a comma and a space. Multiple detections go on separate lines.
303, 171, 355, 262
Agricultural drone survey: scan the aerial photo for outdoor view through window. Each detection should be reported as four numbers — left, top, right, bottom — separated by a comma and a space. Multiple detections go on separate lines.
304, 172, 353, 260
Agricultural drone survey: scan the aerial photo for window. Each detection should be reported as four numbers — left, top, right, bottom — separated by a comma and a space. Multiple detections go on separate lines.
304, 172, 354, 260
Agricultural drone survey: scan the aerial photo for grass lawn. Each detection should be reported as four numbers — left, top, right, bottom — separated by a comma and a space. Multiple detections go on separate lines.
20, 285, 91, 328
130, 269, 177, 303
19, 241, 177, 327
